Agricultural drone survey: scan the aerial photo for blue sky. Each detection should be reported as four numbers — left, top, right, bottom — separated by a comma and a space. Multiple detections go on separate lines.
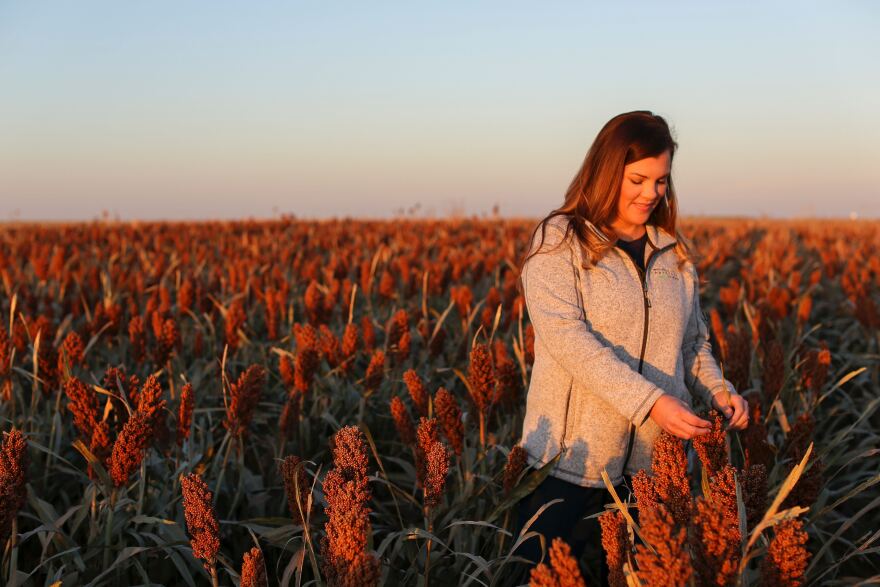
1, 1, 878, 220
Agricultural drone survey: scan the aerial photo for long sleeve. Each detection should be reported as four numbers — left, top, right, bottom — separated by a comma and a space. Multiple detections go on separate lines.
521, 223, 665, 427
682, 265, 737, 406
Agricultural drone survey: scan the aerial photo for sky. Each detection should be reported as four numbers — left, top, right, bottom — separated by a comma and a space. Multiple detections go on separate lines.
1, 1, 878, 221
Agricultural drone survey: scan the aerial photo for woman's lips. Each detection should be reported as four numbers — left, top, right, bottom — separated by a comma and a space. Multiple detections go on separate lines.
634, 203, 653, 212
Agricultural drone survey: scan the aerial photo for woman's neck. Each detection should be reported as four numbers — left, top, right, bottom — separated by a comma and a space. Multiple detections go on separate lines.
610, 221, 647, 242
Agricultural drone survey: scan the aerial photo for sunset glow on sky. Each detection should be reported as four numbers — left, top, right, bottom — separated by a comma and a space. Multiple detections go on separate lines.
1, 2, 878, 220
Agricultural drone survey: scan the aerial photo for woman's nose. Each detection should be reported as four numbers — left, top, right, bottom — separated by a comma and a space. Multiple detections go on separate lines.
643, 183, 662, 200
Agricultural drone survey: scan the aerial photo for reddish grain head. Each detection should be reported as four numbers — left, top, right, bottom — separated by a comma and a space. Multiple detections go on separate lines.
690, 494, 741, 586
360, 315, 376, 353
180, 472, 221, 571
467, 342, 496, 413
108, 411, 152, 487
650, 432, 693, 528
402, 369, 429, 418
279, 353, 295, 388
0, 429, 29, 546
318, 324, 340, 369
503, 445, 527, 495
240, 546, 267, 587
88, 421, 112, 480
128, 316, 147, 364
224, 364, 267, 438
224, 299, 247, 353
293, 342, 320, 395
760, 518, 810, 586
524, 324, 535, 366
341, 322, 359, 362
64, 376, 99, 441
598, 509, 629, 587
390, 396, 416, 446
363, 350, 386, 395
634, 504, 693, 586
137, 374, 168, 443
492, 339, 523, 409
320, 425, 379, 586
433, 387, 463, 456
177, 382, 194, 446
528, 537, 586, 587
58, 331, 85, 374
279, 454, 311, 526
692, 409, 728, 478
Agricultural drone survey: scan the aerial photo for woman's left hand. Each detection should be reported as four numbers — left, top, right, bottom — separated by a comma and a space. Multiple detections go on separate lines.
710, 390, 749, 430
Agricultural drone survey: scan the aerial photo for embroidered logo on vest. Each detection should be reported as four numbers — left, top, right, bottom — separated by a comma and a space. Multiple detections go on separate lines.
651, 268, 680, 280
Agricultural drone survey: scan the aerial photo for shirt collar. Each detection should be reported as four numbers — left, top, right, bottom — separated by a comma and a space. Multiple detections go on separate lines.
583, 219, 678, 250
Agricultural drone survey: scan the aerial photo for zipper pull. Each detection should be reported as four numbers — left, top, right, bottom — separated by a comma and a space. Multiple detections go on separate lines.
643, 282, 651, 307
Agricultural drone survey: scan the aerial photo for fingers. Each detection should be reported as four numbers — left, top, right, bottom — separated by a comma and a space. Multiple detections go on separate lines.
660, 396, 749, 439
689, 423, 710, 437
662, 395, 751, 437
671, 422, 709, 439
667, 424, 692, 440
711, 392, 734, 419
726, 395, 750, 430
659, 401, 712, 439
667, 418, 710, 439
681, 409, 712, 431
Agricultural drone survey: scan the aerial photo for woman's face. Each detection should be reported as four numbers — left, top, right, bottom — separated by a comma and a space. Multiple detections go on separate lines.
614, 149, 672, 233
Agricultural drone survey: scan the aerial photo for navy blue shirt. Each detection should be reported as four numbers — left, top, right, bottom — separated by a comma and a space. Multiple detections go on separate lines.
614, 231, 648, 273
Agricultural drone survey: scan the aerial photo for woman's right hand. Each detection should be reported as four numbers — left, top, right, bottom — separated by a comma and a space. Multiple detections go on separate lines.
648, 394, 713, 439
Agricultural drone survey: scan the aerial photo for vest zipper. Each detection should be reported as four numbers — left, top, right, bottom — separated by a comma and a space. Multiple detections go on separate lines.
618, 242, 675, 475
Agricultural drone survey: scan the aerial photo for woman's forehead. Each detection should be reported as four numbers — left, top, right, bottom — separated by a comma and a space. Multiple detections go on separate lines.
625, 151, 671, 175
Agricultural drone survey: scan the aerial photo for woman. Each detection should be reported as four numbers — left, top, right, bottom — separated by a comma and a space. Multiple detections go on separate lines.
511, 111, 749, 583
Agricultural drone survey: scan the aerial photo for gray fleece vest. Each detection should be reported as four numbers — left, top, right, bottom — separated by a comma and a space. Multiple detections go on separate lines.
518, 214, 734, 487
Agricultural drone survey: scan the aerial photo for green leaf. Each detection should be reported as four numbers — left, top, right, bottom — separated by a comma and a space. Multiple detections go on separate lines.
442, 519, 510, 537
85, 546, 154, 586
818, 367, 867, 405
130, 515, 178, 525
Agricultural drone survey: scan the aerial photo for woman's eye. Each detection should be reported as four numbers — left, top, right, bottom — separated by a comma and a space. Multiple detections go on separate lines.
632, 180, 643, 185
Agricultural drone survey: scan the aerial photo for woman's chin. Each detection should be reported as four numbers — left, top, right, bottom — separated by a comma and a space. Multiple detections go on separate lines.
625, 214, 650, 225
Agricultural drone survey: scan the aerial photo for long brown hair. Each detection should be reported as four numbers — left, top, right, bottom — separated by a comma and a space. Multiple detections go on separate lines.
518, 110, 696, 288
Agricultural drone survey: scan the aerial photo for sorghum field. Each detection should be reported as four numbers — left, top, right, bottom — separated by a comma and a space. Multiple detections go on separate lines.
0, 216, 879, 587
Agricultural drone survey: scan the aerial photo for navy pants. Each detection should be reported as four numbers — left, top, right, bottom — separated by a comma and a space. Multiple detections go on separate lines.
511, 473, 633, 584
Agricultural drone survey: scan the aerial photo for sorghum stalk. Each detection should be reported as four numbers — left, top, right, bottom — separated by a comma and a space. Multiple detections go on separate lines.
424, 506, 434, 587
279, 455, 321, 580
43, 359, 66, 487
103, 488, 117, 570
359, 350, 386, 423
212, 430, 235, 509
228, 434, 246, 516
